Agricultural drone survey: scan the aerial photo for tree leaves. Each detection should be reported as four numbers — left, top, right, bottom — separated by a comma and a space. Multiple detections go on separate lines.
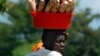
0, 0, 7, 13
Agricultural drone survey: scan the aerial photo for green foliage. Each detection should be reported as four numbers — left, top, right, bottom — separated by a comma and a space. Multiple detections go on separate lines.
12, 40, 41, 56
0, 22, 21, 56
64, 8, 100, 56
0, 0, 41, 56
12, 42, 34, 56
6, 0, 42, 42
0, 0, 7, 13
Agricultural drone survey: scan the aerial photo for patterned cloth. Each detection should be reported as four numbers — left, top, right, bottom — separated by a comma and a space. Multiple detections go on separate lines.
32, 41, 43, 52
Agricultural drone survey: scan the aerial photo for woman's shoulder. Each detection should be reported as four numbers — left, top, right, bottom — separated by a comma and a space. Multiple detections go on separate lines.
25, 51, 39, 56
25, 48, 62, 56
25, 48, 51, 56
48, 51, 62, 56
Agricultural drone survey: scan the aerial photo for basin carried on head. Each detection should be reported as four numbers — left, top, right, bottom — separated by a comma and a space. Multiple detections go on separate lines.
31, 11, 74, 29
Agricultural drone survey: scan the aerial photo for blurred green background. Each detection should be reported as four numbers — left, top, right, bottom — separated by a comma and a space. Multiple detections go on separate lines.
0, 0, 100, 56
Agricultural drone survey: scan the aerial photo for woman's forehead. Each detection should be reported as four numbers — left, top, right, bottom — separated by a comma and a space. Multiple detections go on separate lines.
57, 35, 65, 40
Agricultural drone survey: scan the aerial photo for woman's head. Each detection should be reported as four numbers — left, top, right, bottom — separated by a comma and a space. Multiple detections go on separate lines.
42, 29, 68, 54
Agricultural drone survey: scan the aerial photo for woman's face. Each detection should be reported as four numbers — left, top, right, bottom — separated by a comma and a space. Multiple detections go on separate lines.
53, 35, 66, 54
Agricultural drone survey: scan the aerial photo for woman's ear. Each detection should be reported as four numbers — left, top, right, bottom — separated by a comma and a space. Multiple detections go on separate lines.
65, 32, 69, 40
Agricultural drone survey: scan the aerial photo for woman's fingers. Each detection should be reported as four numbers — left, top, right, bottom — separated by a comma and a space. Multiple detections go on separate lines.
37, 0, 45, 12
50, 0, 60, 13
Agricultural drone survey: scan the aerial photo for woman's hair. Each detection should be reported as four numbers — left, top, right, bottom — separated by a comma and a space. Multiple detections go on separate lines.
42, 29, 68, 50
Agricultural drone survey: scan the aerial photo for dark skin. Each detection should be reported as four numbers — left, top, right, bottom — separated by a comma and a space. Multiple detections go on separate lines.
54, 35, 66, 54
42, 29, 67, 55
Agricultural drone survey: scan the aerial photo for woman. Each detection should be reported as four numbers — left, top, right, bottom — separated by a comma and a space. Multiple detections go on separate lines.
26, 0, 71, 55
26, 29, 68, 56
